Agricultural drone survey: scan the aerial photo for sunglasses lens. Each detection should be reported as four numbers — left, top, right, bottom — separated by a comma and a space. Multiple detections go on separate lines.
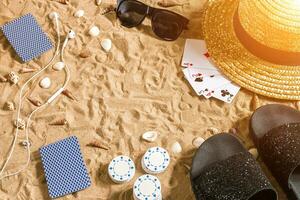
117, 1, 147, 27
152, 11, 184, 41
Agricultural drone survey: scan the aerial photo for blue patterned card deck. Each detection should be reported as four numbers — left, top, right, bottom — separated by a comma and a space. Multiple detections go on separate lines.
40, 136, 91, 199
1, 13, 53, 62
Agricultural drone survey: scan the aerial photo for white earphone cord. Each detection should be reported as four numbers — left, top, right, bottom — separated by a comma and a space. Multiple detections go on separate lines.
0, 17, 71, 179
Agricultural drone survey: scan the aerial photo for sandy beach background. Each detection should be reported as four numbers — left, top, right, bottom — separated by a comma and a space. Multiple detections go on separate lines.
0, 0, 295, 199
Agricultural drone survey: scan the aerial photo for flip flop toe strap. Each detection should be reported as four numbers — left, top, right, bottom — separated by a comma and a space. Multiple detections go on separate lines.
192, 152, 275, 200
259, 123, 300, 186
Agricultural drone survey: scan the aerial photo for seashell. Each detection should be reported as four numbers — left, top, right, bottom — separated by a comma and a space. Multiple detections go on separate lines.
62, 89, 77, 101
101, 38, 112, 52
20, 140, 31, 148
88, 26, 100, 37
14, 118, 26, 130
249, 148, 259, 160
192, 137, 205, 148
74, 9, 84, 18
53, 61, 65, 71
171, 141, 182, 154
96, 0, 102, 5
8, 72, 19, 84
207, 127, 219, 135
19, 67, 37, 74
86, 141, 109, 150
142, 131, 158, 142
27, 97, 42, 107
4, 101, 15, 111
39, 77, 51, 89
99, 5, 115, 15
0, 74, 7, 82
49, 119, 68, 126
52, 0, 69, 4
228, 128, 237, 134
79, 49, 92, 58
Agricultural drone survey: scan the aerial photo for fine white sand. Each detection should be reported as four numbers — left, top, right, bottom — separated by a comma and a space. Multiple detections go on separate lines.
0, 0, 291, 199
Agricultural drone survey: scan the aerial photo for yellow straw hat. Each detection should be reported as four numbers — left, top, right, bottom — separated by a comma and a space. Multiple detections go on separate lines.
203, 0, 300, 100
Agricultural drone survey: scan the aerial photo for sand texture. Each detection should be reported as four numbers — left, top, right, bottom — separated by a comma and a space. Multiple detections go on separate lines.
0, 0, 294, 199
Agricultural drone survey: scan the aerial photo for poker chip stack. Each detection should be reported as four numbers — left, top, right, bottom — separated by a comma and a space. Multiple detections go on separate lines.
108, 155, 135, 183
141, 147, 170, 174
133, 174, 162, 200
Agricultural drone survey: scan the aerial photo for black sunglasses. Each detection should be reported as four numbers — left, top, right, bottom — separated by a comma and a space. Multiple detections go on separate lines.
116, 0, 189, 41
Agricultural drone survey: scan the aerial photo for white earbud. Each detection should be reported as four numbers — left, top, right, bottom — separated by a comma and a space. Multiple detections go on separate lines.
49, 12, 59, 21
68, 30, 76, 39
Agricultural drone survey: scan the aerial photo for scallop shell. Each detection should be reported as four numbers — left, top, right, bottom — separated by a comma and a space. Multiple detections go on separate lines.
53, 62, 65, 71
4, 101, 15, 111
249, 148, 259, 160
8, 72, 19, 84
14, 118, 26, 130
96, 0, 102, 5
88, 26, 100, 37
39, 77, 51, 89
74, 9, 84, 18
171, 141, 182, 154
142, 131, 158, 142
192, 137, 205, 148
101, 38, 112, 52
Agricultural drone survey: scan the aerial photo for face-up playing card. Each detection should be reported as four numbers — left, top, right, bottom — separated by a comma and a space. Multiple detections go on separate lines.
187, 67, 220, 80
183, 68, 229, 97
181, 39, 216, 70
212, 82, 240, 103
181, 39, 241, 103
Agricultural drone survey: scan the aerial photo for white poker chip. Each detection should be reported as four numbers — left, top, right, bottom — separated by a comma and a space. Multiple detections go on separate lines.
142, 147, 170, 174
108, 155, 135, 183
133, 174, 162, 200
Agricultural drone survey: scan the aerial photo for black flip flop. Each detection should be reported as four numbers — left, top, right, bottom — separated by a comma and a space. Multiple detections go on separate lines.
250, 104, 300, 199
190, 133, 277, 200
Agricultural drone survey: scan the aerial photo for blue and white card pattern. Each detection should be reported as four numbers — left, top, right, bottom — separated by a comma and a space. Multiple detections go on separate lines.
39, 136, 91, 199
1, 13, 53, 62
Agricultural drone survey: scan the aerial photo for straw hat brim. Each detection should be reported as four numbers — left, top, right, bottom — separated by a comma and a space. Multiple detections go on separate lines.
203, 0, 300, 100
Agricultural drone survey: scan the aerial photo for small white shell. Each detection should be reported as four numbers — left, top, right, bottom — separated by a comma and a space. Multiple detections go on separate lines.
142, 131, 158, 142
68, 30, 76, 39
53, 62, 65, 71
14, 118, 26, 130
192, 137, 205, 148
101, 38, 112, 52
171, 142, 182, 154
8, 72, 19, 84
96, 0, 102, 5
39, 77, 51, 89
89, 26, 100, 37
249, 148, 259, 160
74, 9, 84, 18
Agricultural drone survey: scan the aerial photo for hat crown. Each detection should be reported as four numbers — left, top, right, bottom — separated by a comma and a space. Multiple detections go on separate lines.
238, 0, 300, 52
